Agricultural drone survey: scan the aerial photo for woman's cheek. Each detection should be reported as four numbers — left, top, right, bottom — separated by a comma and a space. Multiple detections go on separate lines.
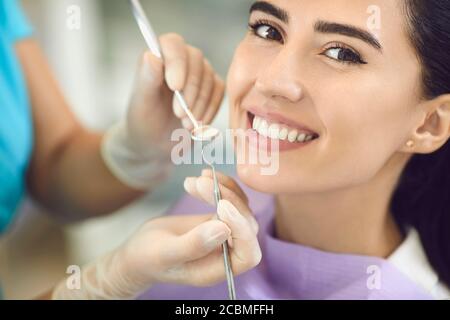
325, 114, 401, 187
227, 49, 245, 127
228, 42, 263, 130
227, 41, 268, 96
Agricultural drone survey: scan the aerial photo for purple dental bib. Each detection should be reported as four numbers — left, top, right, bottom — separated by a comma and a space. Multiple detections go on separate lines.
140, 181, 432, 300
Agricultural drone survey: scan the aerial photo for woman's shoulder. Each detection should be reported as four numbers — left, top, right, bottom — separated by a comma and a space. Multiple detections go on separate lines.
388, 228, 450, 300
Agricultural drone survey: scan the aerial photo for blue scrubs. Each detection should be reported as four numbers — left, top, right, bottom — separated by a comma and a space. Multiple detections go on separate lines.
0, 0, 33, 233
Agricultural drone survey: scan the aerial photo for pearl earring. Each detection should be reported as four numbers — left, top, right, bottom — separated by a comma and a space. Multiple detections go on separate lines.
406, 140, 415, 148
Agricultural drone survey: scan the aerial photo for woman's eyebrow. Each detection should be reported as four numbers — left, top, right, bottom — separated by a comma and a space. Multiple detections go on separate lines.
249, 1, 289, 24
314, 20, 383, 51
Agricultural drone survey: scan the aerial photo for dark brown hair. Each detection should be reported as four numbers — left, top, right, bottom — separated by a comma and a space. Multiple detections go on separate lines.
391, 0, 450, 287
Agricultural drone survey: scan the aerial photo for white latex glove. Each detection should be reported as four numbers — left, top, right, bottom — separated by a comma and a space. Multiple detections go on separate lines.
102, 33, 225, 190
51, 171, 261, 300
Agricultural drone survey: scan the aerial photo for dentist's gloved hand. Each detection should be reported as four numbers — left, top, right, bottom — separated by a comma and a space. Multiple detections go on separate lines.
102, 33, 225, 190
52, 171, 261, 300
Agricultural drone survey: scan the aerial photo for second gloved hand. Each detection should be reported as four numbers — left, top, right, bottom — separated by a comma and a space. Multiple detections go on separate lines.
52, 171, 261, 300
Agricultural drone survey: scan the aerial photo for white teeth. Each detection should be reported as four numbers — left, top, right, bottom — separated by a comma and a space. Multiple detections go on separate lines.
268, 124, 280, 139
288, 129, 298, 143
297, 133, 306, 142
252, 115, 317, 143
259, 119, 269, 137
279, 127, 289, 140
253, 116, 261, 130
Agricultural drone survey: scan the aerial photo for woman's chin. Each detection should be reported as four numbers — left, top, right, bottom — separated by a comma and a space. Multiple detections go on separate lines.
236, 162, 326, 195
236, 163, 286, 194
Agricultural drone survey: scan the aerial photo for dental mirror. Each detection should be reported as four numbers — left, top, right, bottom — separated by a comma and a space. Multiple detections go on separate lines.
191, 125, 221, 142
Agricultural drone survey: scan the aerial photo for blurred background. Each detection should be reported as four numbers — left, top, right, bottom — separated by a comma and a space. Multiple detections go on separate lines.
0, 0, 253, 299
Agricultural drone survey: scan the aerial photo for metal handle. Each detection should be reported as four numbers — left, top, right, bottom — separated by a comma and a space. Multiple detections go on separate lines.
211, 166, 237, 300
129, 0, 199, 129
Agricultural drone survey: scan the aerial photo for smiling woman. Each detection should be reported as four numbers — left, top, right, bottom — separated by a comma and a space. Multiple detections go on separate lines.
141, 0, 450, 300
229, 1, 450, 282
230, 0, 450, 292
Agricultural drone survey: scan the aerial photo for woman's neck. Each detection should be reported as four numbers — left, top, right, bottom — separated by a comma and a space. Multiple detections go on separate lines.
274, 153, 411, 258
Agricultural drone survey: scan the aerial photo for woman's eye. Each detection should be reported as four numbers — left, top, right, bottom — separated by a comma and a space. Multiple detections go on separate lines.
249, 22, 283, 42
323, 47, 367, 65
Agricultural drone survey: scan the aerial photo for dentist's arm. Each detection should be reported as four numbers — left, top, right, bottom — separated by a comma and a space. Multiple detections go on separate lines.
18, 35, 224, 221
19, 39, 138, 220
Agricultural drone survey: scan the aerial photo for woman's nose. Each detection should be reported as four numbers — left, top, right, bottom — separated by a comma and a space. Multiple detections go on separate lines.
255, 52, 304, 103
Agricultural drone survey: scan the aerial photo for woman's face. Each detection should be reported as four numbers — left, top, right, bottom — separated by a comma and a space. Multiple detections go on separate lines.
227, 0, 422, 194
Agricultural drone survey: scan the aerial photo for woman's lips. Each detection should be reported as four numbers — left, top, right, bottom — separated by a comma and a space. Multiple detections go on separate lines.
244, 111, 319, 152
246, 106, 319, 135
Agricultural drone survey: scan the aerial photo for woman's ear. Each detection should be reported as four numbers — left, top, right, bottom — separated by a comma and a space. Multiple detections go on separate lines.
406, 94, 450, 154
